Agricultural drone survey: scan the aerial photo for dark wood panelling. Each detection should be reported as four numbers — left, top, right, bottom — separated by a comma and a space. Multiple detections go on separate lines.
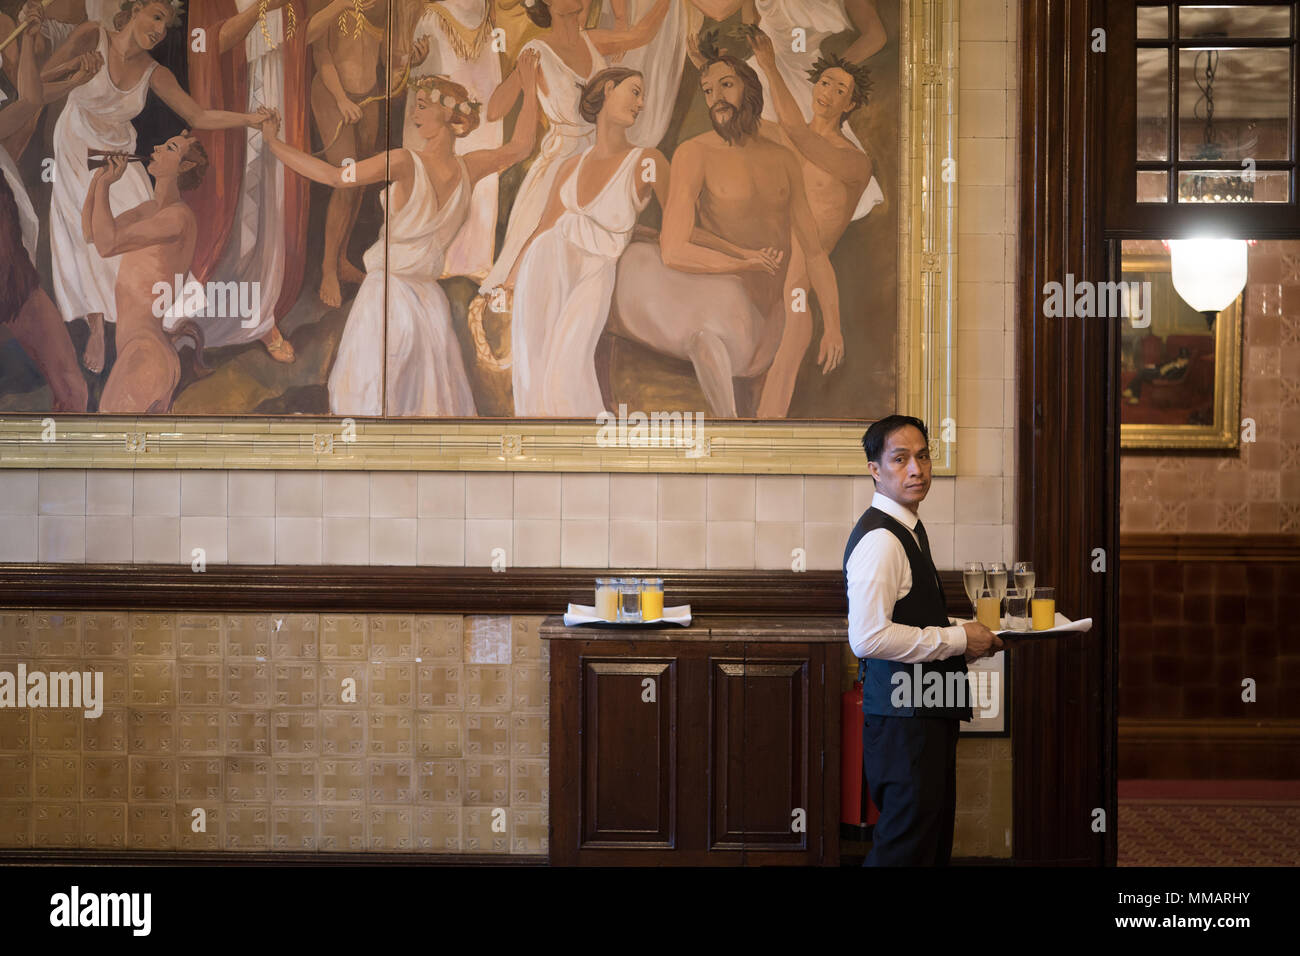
1122, 534, 1300, 563
1119, 718, 1300, 778
1017, 0, 1119, 865
0, 564, 969, 616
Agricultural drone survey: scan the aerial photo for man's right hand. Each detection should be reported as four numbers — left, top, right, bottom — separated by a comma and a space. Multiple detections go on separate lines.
962, 621, 1003, 661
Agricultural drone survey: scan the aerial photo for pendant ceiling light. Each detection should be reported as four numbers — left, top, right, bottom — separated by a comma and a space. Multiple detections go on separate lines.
1165, 238, 1249, 324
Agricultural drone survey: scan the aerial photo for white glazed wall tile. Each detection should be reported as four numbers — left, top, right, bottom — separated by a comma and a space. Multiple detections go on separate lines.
465, 473, 513, 518
417, 518, 465, 566
609, 520, 656, 567
323, 517, 370, 565
38, 515, 85, 562
85, 471, 133, 515
802, 522, 848, 571
657, 521, 706, 569
706, 521, 756, 569
513, 474, 562, 519
0, 516, 36, 560
955, 477, 1004, 524
0, 471, 38, 515
85, 516, 133, 563
658, 476, 706, 522
133, 516, 181, 563
275, 472, 322, 518
371, 474, 417, 518
227, 472, 275, 516
755, 475, 803, 522
371, 518, 417, 566
560, 519, 608, 568
706, 475, 756, 521
227, 516, 275, 563
133, 471, 180, 516
560, 474, 610, 520
755, 522, 803, 570
180, 472, 228, 517
957, 282, 1006, 331
954, 523, 1008, 567
38, 471, 85, 516
920, 477, 956, 524
464, 519, 512, 566
275, 517, 322, 564
804, 476, 853, 524
323, 473, 371, 517
512, 519, 561, 567
609, 474, 658, 519
851, 476, 875, 516
181, 517, 228, 565
957, 428, 1004, 476
418, 473, 466, 518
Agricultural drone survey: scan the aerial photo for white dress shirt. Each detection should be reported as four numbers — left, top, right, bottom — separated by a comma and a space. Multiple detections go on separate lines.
846, 492, 968, 662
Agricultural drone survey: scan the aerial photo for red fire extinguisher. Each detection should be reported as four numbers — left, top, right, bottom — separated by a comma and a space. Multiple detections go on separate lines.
841, 677, 880, 827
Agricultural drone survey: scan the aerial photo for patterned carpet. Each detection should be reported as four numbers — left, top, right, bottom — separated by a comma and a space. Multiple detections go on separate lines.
1119, 780, 1300, 866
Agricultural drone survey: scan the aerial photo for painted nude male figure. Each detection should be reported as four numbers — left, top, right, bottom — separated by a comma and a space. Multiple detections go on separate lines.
84, 133, 207, 413
607, 47, 841, 417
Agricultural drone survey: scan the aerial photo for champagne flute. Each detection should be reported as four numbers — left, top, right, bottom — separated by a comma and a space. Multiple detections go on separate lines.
1014, 561, 1035, 599
987, 562, 1008, 605
962, 562, 985, 618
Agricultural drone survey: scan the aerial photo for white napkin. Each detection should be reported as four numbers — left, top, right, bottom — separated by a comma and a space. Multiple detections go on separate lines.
563, 603, 692, 627
952, 613, 1093, 637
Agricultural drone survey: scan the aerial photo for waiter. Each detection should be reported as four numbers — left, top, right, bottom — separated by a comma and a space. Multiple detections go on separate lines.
844, 415, 1001, 865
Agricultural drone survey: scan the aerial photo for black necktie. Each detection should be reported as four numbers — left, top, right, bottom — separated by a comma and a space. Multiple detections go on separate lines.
914, 519, 932, 560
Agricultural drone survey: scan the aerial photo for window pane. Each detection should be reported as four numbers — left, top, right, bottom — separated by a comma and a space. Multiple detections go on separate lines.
1138, 170, 1169, 202
1137, 48, 1170, 161
1177, 169, 1290, 203
1178, 49, 1291, 162
1137, 5, 1169, 39
1179, 5, 1292, 39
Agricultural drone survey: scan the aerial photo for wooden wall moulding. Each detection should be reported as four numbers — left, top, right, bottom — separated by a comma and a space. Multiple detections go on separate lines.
0, 564, 971, 617
1120, 533, 1300, 563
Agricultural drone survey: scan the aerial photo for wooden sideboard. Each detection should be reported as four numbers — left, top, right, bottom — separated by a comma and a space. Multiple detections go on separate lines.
542, 615, 844, 866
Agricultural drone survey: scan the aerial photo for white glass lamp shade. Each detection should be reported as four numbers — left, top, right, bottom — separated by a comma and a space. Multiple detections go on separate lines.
1167, 238, 1248, 314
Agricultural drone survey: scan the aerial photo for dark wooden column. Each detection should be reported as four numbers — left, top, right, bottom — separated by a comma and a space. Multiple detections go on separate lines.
1015, 0, 1119, 864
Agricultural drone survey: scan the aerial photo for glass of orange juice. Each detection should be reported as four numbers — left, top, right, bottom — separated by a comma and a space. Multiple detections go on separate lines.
1031, 586, 1056, 631
976, 587, 1001, 631
641, 578, 664, 620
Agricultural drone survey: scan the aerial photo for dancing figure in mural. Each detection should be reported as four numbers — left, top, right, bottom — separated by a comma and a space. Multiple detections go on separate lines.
510, 66, 668, 416
84, 134, 208, 413
262, 48, 543, 415
44, 0, 273, 374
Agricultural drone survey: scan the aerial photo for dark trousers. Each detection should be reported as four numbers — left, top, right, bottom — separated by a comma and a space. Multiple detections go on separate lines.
862, 714, 959, 866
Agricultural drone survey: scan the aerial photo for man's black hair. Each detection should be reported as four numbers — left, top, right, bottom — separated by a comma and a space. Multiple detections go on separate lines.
861, 415, 930, 464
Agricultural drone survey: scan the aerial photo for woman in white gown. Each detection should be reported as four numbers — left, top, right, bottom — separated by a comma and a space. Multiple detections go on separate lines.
42, 0, 272, 373
509, 67, 668, 416
480, 0, 671, 299
262, 53, 544, 417
591, 0, 687, 148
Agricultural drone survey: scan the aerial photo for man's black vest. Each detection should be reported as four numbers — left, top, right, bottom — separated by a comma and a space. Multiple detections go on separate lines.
843, 506, 972, 721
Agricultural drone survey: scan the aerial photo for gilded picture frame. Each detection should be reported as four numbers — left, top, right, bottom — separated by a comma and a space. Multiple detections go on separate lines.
1119, 252, 1243, 451
0, 0, 958, 474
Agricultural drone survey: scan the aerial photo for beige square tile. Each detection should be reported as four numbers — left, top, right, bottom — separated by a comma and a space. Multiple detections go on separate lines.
133, 472, 180, 516
224, 614, 270, 658
34, 803, 79, 848
181, 516, 227, 565
128, 708, 176, 754
80, 803, 124, 849
462, 758, 510, 807
272, 805, 317, 850
609, 519, 656, 566
956, 428, 1004, 477
275, 517, 322, 564
510, 713, 548, 758
513, 473, 561, 518
415, 806, 461, 851
228, 516, 274, 564
371, 518, 416, 565
128, 805, 178, 849
658, 475, 705, 520
34, 754, 79, 801
414, 615, 462, 661
368, 805, 414, 849
510, 759, 548, 807
81, 708, 124, 753
273, 662, 318, 708
803, 522, 849, 570
270, 613, 319, 661
417, 665, 462, 713
367, 758, 414, 802
177, 711, 221, 753
180, 472, 227, 517
318, 804, 364, 849
322, 472, 370, 517
271, 711, 317, 756
756, 522, 803, 570
275, 472, 322, 518
224, 756, 270, 802
465, 472, 513, 517
38, 471, 85, 516
320, 710, 366, 757
706, 474, 755, 521
561, 473, 609, 518
513, 518, 560, 566
129, 755, 176, 801
417, 473, 465, 518
0, 471, 37, 515
609, 474, 658, 518
271, 758, 318, 804
954, 476, 1004, 524
371, 473, 417, 518
417, 759, 461, 804
463, 805, 510, 853
320, 615, 367, 660
706, 521, 755, 568
82, 754, 127, 801
128, 661, 175, 707
323, 516, 369, 564
31, 612, 80, 657
225, 804, 270, 849
132, 516, 180, 563
804, 476, 854, 524
0, 517, 36, 561
85, 516, 132, 563
658, 520, 705, 569
227, 472, 275, 516
465, 518, 511, 566
561, 518, 608, 567
416, 517, 465, 565
956, 377, 1004, 428
954, 523, 1007, 566
83, 612, 129, 658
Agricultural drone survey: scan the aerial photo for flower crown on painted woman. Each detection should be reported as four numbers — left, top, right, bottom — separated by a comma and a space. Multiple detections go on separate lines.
408, 74, 482, 116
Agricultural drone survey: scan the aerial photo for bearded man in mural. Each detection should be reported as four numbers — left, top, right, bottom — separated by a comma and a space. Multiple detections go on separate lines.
607, 37, 842, 418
